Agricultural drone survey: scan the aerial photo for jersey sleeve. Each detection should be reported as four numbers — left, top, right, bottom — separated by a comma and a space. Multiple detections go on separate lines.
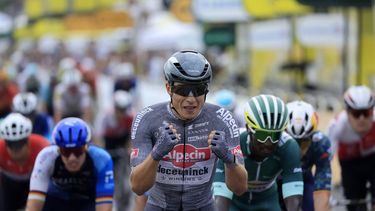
89, 146, 115, 205
279, 136, 304, 198
28, 146, 58, 201
130, 107, 155, 167
213, 159, 234, 199
312, 133, 332, 191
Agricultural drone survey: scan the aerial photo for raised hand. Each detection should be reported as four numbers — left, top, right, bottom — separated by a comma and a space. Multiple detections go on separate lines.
151, 123, 179, 161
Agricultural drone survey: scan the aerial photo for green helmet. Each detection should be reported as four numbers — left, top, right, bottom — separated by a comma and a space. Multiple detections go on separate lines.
244, 94, 289, 132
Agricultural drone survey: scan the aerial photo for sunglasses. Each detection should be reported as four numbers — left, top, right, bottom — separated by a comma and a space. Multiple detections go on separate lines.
249, 129, 281, 144
172, 84, 208, 97
5, 139, 28, 151
60, 147, 86, 157
348, 108, 373, 119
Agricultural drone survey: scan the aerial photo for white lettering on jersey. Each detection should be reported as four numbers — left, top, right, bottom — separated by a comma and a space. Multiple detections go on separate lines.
131, 107, 153, 139
216, 108, 239, 137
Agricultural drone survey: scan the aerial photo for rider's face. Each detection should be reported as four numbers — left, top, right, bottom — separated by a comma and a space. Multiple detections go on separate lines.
60, 146, 87, 173
347, 108, 373, 135
166, 83, 207, 120
247, 127, 280, 160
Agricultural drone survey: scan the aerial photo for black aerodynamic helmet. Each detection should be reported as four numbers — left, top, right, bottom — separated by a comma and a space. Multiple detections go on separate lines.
164, 50, 212, 85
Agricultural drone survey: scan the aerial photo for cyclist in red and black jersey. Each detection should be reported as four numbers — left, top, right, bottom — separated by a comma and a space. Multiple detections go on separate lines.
328, 85, 375, 211
0, 113, 49, 210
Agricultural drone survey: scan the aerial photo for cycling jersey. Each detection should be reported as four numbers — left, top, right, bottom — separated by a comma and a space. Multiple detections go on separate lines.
278, 131, 332, 211
95, 109, 134, 151
328, 110, 375, 211
301, 131, 332, 191
130, 102, 242, 210
53, 82, 91, 118
0, 134, 49, 180
31, 113, 53, 140
28, 145, 114, 208
328, 111, 375, 160
213, 131, 303, 211
0, 134, 49, 210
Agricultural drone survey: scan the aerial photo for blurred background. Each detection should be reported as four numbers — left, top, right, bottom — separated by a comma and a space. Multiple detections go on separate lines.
0, 0, 374, 210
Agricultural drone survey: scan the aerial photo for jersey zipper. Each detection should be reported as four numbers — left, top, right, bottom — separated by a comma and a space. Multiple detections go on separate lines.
180, 121, 187, 210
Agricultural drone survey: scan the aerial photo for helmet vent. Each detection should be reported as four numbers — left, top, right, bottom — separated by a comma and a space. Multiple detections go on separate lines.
69, 128, 73, 143
58, 130, 64, 143
77, 129, 82, 145
262, 113, 268, 127
305, 113, 309, 122
369, 96, 374, 106
199, 64, 209, 77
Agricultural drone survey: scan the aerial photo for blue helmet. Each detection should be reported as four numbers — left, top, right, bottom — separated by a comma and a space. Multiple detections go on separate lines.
53, 117, 91, 148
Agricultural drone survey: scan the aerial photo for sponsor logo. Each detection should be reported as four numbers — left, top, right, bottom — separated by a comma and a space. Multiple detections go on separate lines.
105, 171, 114, 183
293, 167, 302, 173
158, 165, 209, 176
216, 108, 239, 137
215, 169, 224, 173
162, 144, 211, 168
230, 145, 243, 158
187, 128, 209, 135
130, 148, 139, 159
194, 122, 209, 128
131, 107, 153, 139
187, 135, 208, 142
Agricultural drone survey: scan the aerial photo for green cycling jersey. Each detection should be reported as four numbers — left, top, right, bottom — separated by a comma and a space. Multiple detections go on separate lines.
213, 131, 303, 211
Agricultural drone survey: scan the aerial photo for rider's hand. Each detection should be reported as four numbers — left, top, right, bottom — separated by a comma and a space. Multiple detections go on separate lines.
209, 131, 235, 164
151, 124, 179, 161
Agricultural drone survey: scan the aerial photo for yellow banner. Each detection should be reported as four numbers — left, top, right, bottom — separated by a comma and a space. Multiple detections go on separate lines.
25, 0, 44, 19
46, 0, 68, 14
243, 0, 310, 18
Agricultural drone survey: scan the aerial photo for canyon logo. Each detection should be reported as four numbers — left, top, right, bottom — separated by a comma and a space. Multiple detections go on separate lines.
162, 144, 211, 168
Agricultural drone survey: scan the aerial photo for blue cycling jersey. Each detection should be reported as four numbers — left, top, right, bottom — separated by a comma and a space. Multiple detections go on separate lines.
28, 145, 114, 208
32, 113, 53, 140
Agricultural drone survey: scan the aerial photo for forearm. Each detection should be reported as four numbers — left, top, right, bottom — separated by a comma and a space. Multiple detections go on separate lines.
130, 154, 159, 195
96, 203, 112, 211
215, 196, 231, 211
313, 190, 331, 211
224, 164, 248, 196
25, 199, 44, 211
284, 195, 303, 211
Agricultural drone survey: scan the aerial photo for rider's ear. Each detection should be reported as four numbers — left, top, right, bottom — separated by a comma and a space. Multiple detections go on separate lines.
166, 83, 172, 95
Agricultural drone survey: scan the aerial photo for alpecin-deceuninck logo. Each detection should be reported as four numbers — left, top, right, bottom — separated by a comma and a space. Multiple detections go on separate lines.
162, 144, 211, 168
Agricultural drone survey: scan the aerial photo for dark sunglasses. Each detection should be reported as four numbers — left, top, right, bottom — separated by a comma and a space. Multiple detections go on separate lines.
249, 129, 281, 144
60, 147, 86, 157
348, 108, 373, 119
172, 84, 208, 97
5, 139, 28, 151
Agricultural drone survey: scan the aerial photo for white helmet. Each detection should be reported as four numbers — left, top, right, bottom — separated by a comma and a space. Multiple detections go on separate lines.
114, 90, 132, 109
59, 57, 76, 71
344, 85, 375, 109
62, 69, 82, 86
214, 89, 236, 111
286, 101, 318, 139
0, 113, 32, 141
12, 92, 38, 115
